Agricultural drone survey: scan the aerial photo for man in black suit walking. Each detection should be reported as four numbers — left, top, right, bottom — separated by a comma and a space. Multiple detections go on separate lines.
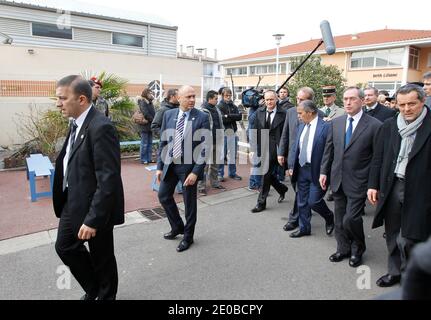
320, 87, 381, 268
368, 84, 431, 287
363, 86, 396, 122
156, 85, 210, 252
53, 75, 125, 300
250, 90, 288, 213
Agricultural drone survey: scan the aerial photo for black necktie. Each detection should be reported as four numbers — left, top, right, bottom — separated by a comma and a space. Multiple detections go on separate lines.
63, 120, 78, 191
266, 111, 273, 129
69, 120, 78, 151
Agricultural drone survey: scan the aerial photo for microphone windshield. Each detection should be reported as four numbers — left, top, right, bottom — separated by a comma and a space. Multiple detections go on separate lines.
320, 20, 336, 55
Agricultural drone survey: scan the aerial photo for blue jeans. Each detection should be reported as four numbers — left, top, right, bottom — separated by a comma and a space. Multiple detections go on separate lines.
140, 131, 153, 163
218, 134, 238, 178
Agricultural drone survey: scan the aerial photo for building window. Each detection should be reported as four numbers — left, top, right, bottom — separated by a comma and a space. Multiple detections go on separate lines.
203, 64, 214, 76
350, 48, 404, 69
249, 63, 286, 75
112, 32, 143, 47
226, 67, 247, 76
409, 47, 419, 70
32, 22, 72, 39
368, 81, 402, 96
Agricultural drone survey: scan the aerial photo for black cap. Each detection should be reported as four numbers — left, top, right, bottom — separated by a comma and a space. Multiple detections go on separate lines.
408, 81, 424, 88
386, 95, 396, 102
322, 85, 336, 96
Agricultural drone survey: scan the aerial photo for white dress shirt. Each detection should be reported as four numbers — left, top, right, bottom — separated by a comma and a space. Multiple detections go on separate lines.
299, 116, 318, 164
177, 109, 190, 133
266, 107, 277, 125
63, 105, 92, 178
365, 102, 378, 112
345, 109, 363, 135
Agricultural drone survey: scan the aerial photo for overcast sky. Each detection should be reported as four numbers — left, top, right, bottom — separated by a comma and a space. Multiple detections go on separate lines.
16, 0, 431, 60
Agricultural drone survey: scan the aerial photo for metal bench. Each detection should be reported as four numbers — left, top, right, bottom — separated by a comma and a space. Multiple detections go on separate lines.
119, 139, 160, 147
145, 165, 159, 192
25, 153, 55, 202
119, 140, 140, 146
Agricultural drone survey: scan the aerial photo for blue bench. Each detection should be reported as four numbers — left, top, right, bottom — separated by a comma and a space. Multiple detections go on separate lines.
145, 165, 159, 192
25, 153, 55, 202
145, 164, 182, 194
120, 140, 140, 146
119, 139, 160, 147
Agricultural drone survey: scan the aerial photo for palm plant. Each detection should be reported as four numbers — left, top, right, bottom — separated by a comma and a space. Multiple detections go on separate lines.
83, 71, 139, 140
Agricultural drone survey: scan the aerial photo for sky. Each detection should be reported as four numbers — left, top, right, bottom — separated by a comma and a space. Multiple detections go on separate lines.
11, 0, 431, 60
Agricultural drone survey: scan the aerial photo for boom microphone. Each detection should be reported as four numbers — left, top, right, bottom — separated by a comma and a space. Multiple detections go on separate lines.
320, 20, 336, 55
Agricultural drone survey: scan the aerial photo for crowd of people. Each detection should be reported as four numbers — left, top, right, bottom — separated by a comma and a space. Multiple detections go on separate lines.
51, 72, 431, 300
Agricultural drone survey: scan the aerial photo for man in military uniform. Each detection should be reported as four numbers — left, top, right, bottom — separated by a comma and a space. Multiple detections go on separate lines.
319, 85, 345, 121
89, 77, 109, 118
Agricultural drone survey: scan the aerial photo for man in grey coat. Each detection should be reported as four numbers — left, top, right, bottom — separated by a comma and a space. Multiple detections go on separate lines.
320, 86, 381, 268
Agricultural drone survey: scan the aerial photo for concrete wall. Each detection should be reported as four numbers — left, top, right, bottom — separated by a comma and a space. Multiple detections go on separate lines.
0, 44, 204, 146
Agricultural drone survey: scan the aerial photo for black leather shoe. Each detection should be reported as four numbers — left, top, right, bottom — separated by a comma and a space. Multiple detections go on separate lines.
283, 222, 298, 231
329, 252, 351, 262
251, 204, 266, 213
325, 216, 335, 236
289, 230, 311, 238
80, 293, 97, 300
376, 274, 401, 287
349, 255, 363, 267
177, 239, 193, 252
163, 230, 184, 240
277, 188, 287, 203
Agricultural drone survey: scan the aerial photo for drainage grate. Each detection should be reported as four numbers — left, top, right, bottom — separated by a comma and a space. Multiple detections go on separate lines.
152, 207, 167, 217
138, 206, 184, 220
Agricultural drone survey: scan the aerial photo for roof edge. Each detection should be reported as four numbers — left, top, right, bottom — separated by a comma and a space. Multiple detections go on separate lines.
0, 0, 178, 31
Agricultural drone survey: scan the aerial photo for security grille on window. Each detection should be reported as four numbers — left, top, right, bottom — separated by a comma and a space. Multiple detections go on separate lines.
112, 32, 143, 47
226, 67, 247, 76
249, 63, 286, 75
350, 48, 403, 69
32, 22, 72, 39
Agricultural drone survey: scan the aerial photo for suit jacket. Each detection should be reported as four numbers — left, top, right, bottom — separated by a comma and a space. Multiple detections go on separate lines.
368, 110, 431, 241
52, 106, 125, 232
364, 103, 396, 123
279, 107, 325, 164
289, 117, 329, 186
157, 107, 210, 181
320, 113, 382, 198
251, 107, 286, 162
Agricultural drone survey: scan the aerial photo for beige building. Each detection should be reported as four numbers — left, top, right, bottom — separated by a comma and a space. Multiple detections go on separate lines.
0, 0, 221, 146
221, 29, 431, 100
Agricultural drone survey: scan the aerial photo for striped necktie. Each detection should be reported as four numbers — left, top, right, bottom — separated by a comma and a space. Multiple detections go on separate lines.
172, 113, 187, 158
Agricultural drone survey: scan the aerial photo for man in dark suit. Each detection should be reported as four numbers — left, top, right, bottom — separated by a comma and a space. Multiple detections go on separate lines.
156, 85, 210, 252
363, 86, 396, 122
288, 100, 334, 238
320, 86, 381, 268
278, 87, 324, 231
53, 75, 125, 300
277, 86, 295, 111
368, 84, 431, 287
250, 90, 288, 213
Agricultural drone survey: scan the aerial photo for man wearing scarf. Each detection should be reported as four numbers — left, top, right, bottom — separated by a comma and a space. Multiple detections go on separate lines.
368, 84, 431, 288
